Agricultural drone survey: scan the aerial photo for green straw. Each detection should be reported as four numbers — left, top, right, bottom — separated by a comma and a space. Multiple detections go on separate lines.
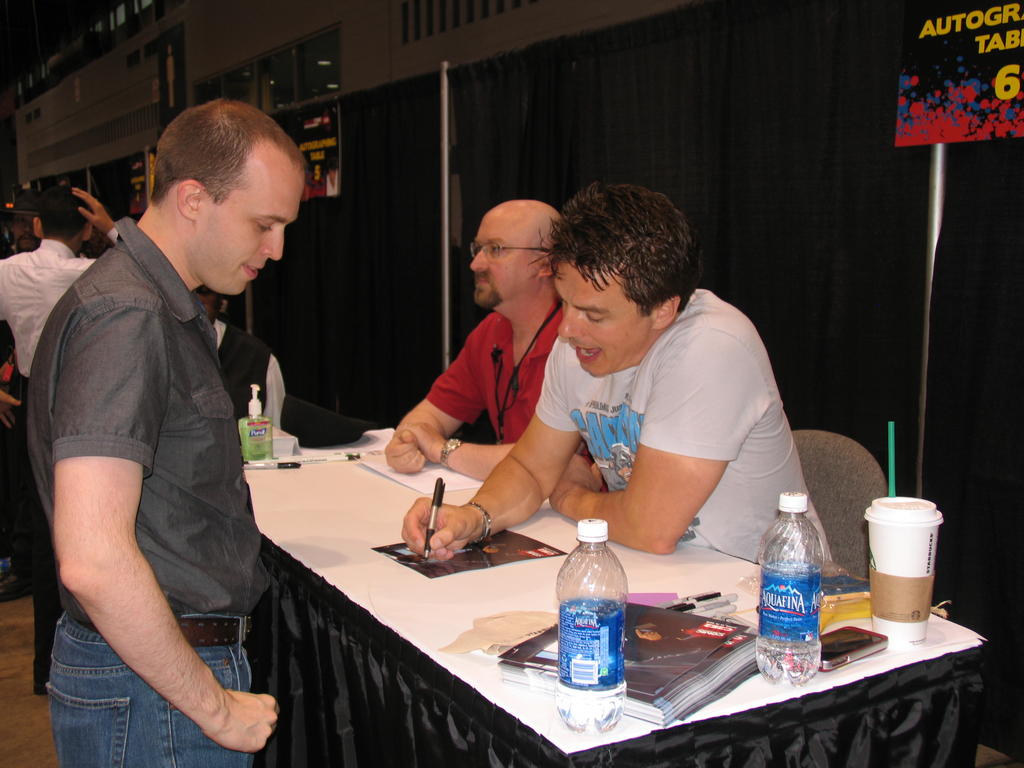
887, 421, 896, 497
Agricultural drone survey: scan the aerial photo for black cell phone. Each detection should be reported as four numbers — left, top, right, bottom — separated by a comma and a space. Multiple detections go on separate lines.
819, 626, 888, 671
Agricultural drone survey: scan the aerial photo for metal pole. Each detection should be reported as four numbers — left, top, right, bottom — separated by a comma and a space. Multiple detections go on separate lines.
440, 61, 451, 370
916, 142, 946, 495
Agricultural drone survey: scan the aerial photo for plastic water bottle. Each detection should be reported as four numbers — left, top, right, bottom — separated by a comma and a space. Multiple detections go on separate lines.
756, 491, 824, 685
555, 518, 628, 733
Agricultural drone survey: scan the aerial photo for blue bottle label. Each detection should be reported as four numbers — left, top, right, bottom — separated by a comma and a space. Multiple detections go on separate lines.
758, 565, 821, 642
558, 598, 625, 689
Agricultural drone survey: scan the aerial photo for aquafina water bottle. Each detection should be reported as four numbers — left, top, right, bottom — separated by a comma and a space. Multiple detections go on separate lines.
555, 518, 628, 732
756, 491, 824, 685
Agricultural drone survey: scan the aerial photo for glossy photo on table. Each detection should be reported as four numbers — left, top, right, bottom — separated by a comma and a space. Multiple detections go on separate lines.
373, 530, 566, 578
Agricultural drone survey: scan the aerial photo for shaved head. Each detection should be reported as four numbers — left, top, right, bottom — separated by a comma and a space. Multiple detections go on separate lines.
480, 200, 559, 248
470, 199, 560, 312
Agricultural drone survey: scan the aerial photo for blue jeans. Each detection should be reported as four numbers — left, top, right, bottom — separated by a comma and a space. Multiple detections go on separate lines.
48, 613, 255, 768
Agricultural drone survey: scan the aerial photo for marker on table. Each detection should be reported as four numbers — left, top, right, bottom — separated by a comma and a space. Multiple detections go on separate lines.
245, 461, 301, 470
423, 476, 445, 560
655, 591, 721, 609
665, 593, 739, 613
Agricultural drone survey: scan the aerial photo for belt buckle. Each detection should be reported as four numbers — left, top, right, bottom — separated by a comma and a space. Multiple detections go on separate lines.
240, 615, 252, 644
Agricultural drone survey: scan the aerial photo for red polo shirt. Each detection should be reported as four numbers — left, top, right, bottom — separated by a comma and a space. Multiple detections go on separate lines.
427, 305, 561, 443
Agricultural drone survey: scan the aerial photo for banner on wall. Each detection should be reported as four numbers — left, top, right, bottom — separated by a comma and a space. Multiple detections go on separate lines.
282, 101, 341, 200
158, 24, 186, 131
897, 2, 1024, 146
128, 153, 148, 216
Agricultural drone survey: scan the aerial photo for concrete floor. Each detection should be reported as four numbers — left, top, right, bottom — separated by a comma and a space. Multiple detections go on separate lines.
0, 592, 1020, 767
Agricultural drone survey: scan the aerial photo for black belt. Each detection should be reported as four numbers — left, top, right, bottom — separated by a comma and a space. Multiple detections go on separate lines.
79, 615, 251, 647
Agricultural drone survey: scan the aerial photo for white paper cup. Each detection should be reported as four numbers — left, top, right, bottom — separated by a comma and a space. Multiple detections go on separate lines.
864, 497, 943, 646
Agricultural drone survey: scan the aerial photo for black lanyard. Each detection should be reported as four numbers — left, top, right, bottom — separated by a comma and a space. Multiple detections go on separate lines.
492, 303, 560, 444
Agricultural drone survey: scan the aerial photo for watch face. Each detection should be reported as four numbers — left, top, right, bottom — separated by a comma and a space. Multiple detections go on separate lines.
441, 438, 461, 466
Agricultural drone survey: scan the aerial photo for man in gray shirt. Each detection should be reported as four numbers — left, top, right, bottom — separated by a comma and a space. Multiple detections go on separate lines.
28, 99, 305, 766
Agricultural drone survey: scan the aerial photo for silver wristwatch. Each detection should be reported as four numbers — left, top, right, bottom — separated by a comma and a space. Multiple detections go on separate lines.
440, 438, 462, 467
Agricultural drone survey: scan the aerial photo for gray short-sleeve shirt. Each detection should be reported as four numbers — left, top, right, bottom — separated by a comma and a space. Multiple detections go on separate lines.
28, 218, 267, 623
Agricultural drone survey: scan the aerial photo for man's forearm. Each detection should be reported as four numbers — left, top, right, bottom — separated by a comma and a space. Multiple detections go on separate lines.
555, 485, 685, 554
63, 545, 232, 728
396, 399, 454, 437
54, 457, 233, 733
443, 441, 514, 480
468, 450, 552, 534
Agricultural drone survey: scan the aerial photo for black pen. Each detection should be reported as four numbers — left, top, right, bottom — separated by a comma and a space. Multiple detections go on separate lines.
424, 477, 445, 560
245, 461, 301, 469
665, 594, 738, 613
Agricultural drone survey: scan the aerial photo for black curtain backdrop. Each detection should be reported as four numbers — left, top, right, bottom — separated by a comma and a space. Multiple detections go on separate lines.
925, 138, 1024, 757
252, 74, 442, 426
450, 0, 929, 490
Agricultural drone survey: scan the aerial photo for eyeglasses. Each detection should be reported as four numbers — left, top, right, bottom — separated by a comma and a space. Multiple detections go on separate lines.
469, 241, 549, 260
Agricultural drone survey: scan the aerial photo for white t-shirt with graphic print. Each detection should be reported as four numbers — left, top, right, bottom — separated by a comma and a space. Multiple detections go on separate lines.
536, 289, 827, 562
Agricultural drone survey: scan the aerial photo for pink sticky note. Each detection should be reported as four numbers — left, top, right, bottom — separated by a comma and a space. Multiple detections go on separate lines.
629, 592, 677, 607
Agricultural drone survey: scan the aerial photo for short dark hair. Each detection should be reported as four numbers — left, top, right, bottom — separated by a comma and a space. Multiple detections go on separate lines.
548, 182, 703, 315
36, 186, 87, 240
151, 99, 305, 204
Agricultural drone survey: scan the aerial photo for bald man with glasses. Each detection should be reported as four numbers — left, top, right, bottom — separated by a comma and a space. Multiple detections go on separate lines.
385, 200, 562, 480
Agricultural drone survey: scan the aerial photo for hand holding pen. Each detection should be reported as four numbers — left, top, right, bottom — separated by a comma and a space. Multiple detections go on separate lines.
423, 477, 445, 560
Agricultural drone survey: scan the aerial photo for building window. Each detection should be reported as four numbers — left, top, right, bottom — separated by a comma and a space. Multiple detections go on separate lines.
261, 49, 296, 111
223, 65, 257, 105
195, 77, 221, 105
195, 27, 339, 112
296, 28, 340, 102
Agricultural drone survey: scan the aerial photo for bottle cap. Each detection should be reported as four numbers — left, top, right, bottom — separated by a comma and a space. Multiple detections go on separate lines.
248, 384, 263, 418
778, 491, 808, 513
577, 518, 609, 542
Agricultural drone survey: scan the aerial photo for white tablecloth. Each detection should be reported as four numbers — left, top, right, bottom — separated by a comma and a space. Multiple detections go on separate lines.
247, 456, 983, 755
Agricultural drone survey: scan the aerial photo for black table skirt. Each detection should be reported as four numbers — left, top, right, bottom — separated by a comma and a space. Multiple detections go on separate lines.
248, 538, 984, 767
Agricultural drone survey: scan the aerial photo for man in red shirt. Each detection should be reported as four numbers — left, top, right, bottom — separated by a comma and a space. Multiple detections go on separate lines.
385, 200, 561, 479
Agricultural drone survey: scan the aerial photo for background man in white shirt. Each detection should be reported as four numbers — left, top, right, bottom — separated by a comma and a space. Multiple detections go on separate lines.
0, 185, 97, 693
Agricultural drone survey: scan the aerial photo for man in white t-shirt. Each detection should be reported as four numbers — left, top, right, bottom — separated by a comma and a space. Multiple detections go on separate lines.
402, 182, 827, 563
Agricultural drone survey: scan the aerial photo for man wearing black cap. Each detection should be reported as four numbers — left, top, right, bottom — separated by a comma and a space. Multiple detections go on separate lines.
0, 186, 96, 381
0, 188, 40, 609
0, 185, 96, 698
1, 189, 42, 257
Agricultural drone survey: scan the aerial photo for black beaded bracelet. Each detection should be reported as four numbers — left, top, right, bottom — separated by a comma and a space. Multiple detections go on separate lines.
466, 501, 492, 543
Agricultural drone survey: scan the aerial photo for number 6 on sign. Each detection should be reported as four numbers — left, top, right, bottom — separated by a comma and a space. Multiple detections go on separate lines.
994, 63, 1021, 100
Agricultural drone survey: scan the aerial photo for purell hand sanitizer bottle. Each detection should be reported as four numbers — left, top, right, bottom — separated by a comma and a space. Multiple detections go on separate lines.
238, 384, 273, 461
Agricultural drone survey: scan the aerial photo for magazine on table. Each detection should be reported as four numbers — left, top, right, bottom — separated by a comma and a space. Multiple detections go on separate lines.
498, 603, 757, 726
